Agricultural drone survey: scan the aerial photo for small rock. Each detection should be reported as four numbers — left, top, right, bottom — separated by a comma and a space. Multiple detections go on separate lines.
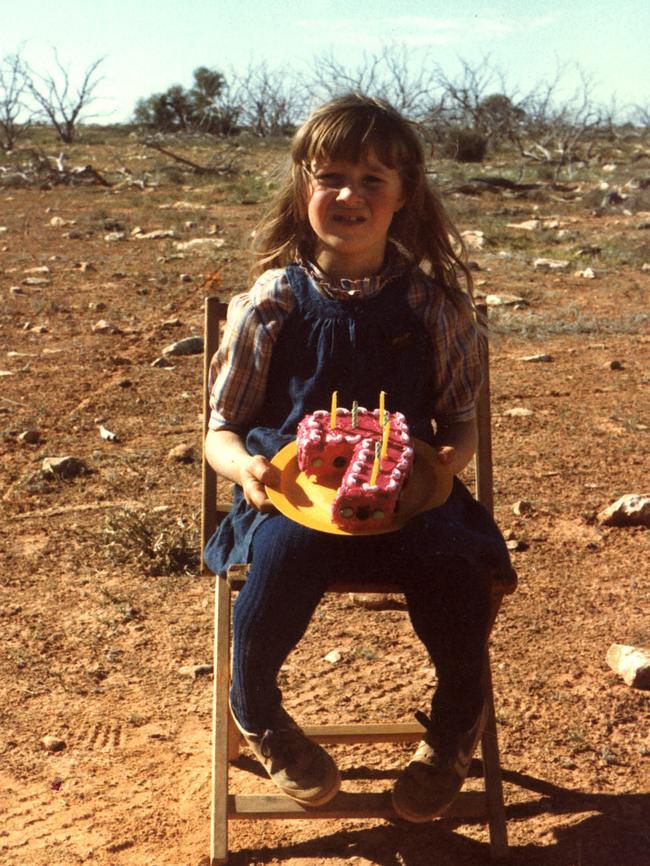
134, 229, 177, 240
324, 650, 342, 664
513, 500, 534, 516
167, 443, 197, 463
179, 273, 193, 283
23, 277, 50, 286
49, 216, 74, 228
637, 221, 650, 230
18, 429, 40, 445
608, 359, 624, 370
92, 320, 121, 335
99, 425, 118, 442
88, 301, 107, 312
606, 644, 650, 689
162, 336, 204, 356
641, 263, 650, 272
174, 238, 225, 252
178, 664, 213, 678
151, 356, 175, 369
507, 219, 542, 231
503, 407, 534, 418
24, 265, 50, 274
104, 231, 126, 242
533, 258, 570, 272
597, 494, 650, 528
461, 230, 485, 251
485, 293, 527, 307
42, 735, 66, 752
76, 261, 96, 272
42, 456, 87, 479
29, 325, 49, 334
9, 286, 25, 296
575, 267, 597, 279
348, 592, 393, 610
520, 354, 553, 363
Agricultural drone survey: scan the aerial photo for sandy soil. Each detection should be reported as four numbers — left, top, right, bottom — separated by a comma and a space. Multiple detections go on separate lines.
1, 134, 649, 865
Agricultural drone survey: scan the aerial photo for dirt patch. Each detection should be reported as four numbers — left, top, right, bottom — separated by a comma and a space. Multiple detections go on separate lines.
1, 134, 649, 865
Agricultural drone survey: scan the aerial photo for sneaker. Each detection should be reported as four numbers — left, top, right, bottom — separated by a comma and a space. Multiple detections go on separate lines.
392, 704, 487, 822
230, 703, 341, 806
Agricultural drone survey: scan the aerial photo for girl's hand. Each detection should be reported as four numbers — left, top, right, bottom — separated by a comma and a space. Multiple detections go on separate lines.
240, 454, 281, 512
435, 445, 457, 467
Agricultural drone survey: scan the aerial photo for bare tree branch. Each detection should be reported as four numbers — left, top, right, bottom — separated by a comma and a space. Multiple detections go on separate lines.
0, 52, 33, 151
25, 52, 105, 143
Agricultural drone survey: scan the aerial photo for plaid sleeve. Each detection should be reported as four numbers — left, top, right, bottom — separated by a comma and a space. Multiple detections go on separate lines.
208, 270, 294, 432
408, 271, 482, 425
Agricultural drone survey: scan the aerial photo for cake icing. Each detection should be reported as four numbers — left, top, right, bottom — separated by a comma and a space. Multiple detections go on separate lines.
296, 406, 414, 531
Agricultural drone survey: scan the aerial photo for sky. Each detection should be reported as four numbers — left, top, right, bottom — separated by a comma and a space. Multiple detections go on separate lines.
2, 0, 649, 123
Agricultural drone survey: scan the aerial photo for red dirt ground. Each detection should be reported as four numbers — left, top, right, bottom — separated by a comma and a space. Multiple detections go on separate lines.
1, 134, 649, 865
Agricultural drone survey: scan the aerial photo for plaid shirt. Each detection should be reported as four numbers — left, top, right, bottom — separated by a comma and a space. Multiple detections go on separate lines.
208, 258, 481, 433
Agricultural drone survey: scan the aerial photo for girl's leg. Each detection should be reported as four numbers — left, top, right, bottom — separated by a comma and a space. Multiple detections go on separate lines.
230, 515, 338, 731
402, 558, 490, 730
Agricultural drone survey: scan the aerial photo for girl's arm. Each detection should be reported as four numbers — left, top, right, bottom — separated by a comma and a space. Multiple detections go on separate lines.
205, 428, 281, 512
433, 418, 477, 476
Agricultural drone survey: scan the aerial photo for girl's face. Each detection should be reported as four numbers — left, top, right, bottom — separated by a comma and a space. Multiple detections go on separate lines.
306, 149, 405, 282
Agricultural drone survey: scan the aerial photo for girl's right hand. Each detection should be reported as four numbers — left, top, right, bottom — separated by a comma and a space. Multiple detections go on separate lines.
240, 454, 281, 512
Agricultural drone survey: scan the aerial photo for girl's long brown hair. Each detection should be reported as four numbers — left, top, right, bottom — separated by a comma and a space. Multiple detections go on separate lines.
251, 93, 473, 303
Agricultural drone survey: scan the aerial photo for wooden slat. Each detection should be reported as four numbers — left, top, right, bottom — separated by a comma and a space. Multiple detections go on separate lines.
228, 789, 487, 820
303, 721, 424, 744
474, 301, 494, 516
210, 577, 232, 866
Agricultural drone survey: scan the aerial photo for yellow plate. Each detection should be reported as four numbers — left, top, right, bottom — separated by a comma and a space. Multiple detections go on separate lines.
265, 438, 453, 536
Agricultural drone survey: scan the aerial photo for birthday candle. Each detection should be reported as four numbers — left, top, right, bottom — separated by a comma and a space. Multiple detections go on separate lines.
381, 417, 390, 459
379, 390, 386, 425
369, 441, 380, 486
351, 400, 358, 428
330, 391, 337, 429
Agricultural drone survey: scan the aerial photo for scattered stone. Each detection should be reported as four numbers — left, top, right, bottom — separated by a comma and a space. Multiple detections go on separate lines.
348, 592, 393, 610
179, 273, 193, 283
178, 664, 213, 678
9, 286, 25, 296
575, 267, 597, 279
503, 407, 534, 418
174, 238, 225, 252
42, 456, 88, 479
597, 494, 650, 528
507, 219, 542, 231
88, 301, 107, 312
24, 265, 50, 274
460, 230, 485, 251
576, 245, 601, 256
485, 293, 527, 307
324, 650, 342, 664
506, 538, 527, 551
23, 277, 50, 286
92, 320, 121, 335
75, 261, 96, 272
65, 229, 83, 240
513, 500, 534, 516
162, 336, 204, 356
606, 644, 650, 689
42, 735, 66, 752
133, 228, 177, 240
636, 221, 650, 230
641, 263, 650, 272
104, 231, 126, 242
520, 354, 553, 363
18, 429, 40, 445
167, 443, 197, 463
608, 359, 624, 370
533, 258, 570, 272
151, 356, 175, 368
161, 318, 182, 328
555, 229, 575, 241
99, 425, 118, 442
0, 369, 15, 377
29, 325, 48, 334
49, 216, 75, 228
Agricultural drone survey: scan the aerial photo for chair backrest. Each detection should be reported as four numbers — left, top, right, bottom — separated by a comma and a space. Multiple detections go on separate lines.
200, 295, 494, 567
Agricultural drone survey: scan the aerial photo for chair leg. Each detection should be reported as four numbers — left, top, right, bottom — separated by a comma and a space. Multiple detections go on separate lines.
481, 649, 509, 861
211, 576, 232, 866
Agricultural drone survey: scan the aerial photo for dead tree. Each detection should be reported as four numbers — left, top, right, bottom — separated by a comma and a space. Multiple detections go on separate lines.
0, 52, 32, 151
25, 52, 105, 143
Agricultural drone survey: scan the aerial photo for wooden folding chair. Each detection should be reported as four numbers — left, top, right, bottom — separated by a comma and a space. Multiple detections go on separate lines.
201, 295, 514, 865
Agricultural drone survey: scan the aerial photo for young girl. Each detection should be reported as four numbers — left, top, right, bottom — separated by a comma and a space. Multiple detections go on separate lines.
204, 93, 515, 822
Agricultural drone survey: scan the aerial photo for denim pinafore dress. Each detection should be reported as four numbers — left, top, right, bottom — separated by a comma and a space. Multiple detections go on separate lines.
204, 265, 514, 589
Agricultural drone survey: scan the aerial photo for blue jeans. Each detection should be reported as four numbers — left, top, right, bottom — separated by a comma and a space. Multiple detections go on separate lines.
230, 511, 492, 734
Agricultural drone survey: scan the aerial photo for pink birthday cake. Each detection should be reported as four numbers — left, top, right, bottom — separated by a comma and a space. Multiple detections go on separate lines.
296, 406, 414, 531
